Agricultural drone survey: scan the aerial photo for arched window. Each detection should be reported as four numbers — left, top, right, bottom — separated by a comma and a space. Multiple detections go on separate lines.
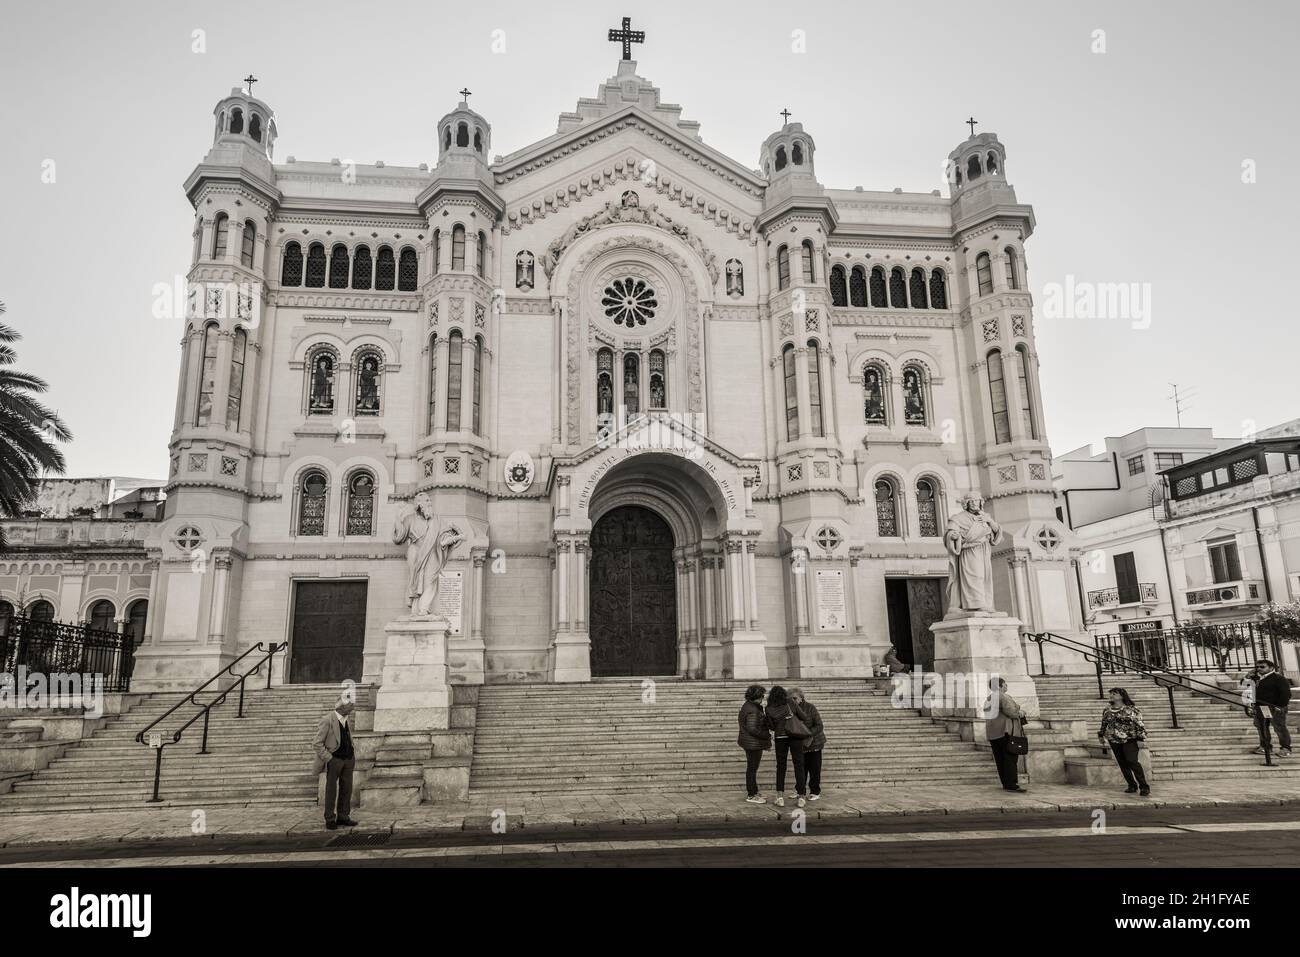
281, 242, 303, 286
986, 152, 999, 175
446, 330, 463, 430
1004, 247, 1020, 290
869, 266, 888, 307
649, 349, 667, 410
928, 270, 948, 309
307, 349, 336, 415
195, 322, 218, 426
830, 265, 848, 307
456, 122, 469, 148
226, 327, 247, 431
229, 108, 243, 135
305, 243, 327, 287
354, 350, 382, 416
124, 599, 148, 646
975, 252, 993, 296
987, 349, 1012, 444
427, 334, 438, 431
597, 348, 614, 418
776, 245, 790, 291
193, 219, 204, 264
967, 154, 982, 180
443, 126, 451, 151
909, 268, 927, 309
28, 599, 55, 623
375, 247, 395, 290
901, 364, 927, 426
88, 599, 115, 632
398, 247, 418, 291
472, 335, 483, 434
432, 230, 441, 274
801, 240, 816, 283
297, 470, 328, 536
240, 220, 256, 268
875, 479, 899, 537
623, 353, 640, 416
863, 363, 887, 425
452, 226, 466, 271
916, 479, 940, 537
329, 244, 350, 288
849, 266, 868, 307
352, 245, 372, 289
211, 213, 229, 260
807, 341, 824, 437
782, 345, 798, 441
775, 146, 787, 171
792, 141, 804, 165
0, 600, 13, 637
344, 471, 376, 536
889, 267, 908, 308
476, 232, 486, 279
248, 114, 262, 142
474, 128, 483, 152
1016, 344, 1039, 440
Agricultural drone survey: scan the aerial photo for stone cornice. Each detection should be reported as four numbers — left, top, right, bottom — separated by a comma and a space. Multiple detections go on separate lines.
267, 290, 422, 311
185, 165, 282, 213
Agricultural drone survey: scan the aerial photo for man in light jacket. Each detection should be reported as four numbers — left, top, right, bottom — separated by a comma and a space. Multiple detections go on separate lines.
312, 694, 358, 830
985, 677, 1028, 792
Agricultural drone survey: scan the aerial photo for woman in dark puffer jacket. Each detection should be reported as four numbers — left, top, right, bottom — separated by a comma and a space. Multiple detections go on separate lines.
737, 684, 770, 803
789, 688, 825, 800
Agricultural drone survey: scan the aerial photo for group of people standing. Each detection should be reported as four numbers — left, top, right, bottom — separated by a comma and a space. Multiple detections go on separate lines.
737, 685, 826, 806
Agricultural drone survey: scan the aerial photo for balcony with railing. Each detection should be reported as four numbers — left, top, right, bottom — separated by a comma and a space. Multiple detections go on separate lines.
1183, 579, 1265, 609
1087, 582, 1159, 610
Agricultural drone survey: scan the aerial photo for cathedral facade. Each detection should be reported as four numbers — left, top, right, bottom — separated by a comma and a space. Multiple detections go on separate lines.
113, 57, 1087, 690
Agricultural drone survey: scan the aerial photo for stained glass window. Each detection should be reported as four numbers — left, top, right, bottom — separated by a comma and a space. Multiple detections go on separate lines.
1016, 345, 1037, 440
345, 471, 375, 536
875, 480, 898, 537
902, 365, 926, 426
917, 479, 939, 537
988, 350, 1012, 444
597, 349, 614, 418
472, 336, 483, 434
196, 323, 218, 426
298, 470, 328, 536
649, 350, 666, 409
308, 351, 335, 415
783, 345, 798, 441
226, 327, 247, 431
623, 353, 640, 415
602, 278, 657, 327
355, 351, 381, 416
863, 364, 886, 425
807, 342, 824, 437
427, 334, 438, 432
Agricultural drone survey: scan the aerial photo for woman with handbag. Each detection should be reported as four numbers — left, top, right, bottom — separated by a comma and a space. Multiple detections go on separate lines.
737, 684, 772, 804
765, 686, 810, 807
1099, 687, 1150, 796
789, 688, 826, 800
985, 677, 1028, 792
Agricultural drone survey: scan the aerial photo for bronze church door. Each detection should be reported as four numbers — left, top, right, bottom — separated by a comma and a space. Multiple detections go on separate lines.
289, 580, 368, 684
588, 505, 677, 677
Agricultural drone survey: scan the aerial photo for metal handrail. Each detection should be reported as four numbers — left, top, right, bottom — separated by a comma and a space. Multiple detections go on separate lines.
134, 642, 285, 802
1025, 630, 1278, 768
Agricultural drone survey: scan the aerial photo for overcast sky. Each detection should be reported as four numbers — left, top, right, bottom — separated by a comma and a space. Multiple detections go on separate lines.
1, 0, 1296, 478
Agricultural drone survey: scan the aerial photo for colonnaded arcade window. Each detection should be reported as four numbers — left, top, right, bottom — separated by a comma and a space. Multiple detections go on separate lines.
850, 266, 868, 307
375, 247, 396, 291
909, 268, 927, 308
398, 247, 419, 291
305, 243, 327, 287
329, 244, 349, 288
352, 246, 372, 290
345, 471, 376, 536
0, 601, 12, 637
929, 270, 948, 309
830, 265, 847, 306
281, 242, 304, 285
869, 266, 887, 307
297, 470, 328, 536
889, 267, 907, 307
88, 599, 116, 632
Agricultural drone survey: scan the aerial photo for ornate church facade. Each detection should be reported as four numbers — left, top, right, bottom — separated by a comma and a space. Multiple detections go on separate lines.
73, 54, 1088, 690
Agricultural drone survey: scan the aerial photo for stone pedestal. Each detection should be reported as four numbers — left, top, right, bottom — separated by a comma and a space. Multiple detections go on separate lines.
929, 613, 1040, 720
722, 630, 769, 680
789, 636, 875, 678
373, 618, 452, 733
549, 632, 591, 682
448, 635, 486, 685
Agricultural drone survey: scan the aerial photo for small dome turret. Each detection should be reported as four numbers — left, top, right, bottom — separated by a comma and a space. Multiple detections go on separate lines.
947, 130, 1007, 194
437, 92, 491, 165
760, 118, 817, 181
212, 85, 276, 159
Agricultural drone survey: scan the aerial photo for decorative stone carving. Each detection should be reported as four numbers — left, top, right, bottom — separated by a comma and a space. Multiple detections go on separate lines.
543, 199, 719, 284
504, 450, 535, 493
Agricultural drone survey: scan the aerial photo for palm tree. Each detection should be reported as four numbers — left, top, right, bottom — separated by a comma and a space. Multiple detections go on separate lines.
0, 301, 72, 520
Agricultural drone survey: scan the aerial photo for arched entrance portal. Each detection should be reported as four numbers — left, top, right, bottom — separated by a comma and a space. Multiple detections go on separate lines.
589, 505, 677, 676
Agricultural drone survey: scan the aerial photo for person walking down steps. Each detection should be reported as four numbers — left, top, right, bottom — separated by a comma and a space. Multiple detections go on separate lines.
1099, 687, 1150, 796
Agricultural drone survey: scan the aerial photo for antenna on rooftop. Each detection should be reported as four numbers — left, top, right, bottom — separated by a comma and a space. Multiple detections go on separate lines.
1168, 383, 1195, 428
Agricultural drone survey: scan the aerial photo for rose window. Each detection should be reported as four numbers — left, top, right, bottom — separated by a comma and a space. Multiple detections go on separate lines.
601, 277, 657, 327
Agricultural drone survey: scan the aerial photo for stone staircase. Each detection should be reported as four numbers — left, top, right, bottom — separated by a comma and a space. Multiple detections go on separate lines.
1034, 674, 1300, 783
468, 678, 994, 796
0, 684, 368, 813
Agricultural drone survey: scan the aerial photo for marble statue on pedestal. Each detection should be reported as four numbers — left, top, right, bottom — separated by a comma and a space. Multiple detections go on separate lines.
943, 494, 1003, 616
393, 492, 463, 618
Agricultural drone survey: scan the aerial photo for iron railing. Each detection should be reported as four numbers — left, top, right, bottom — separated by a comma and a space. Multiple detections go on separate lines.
134, 642, 284, 803
0, 615, 135, 692
1026, 631, 1280, 767
1092, 621, 1282, 674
